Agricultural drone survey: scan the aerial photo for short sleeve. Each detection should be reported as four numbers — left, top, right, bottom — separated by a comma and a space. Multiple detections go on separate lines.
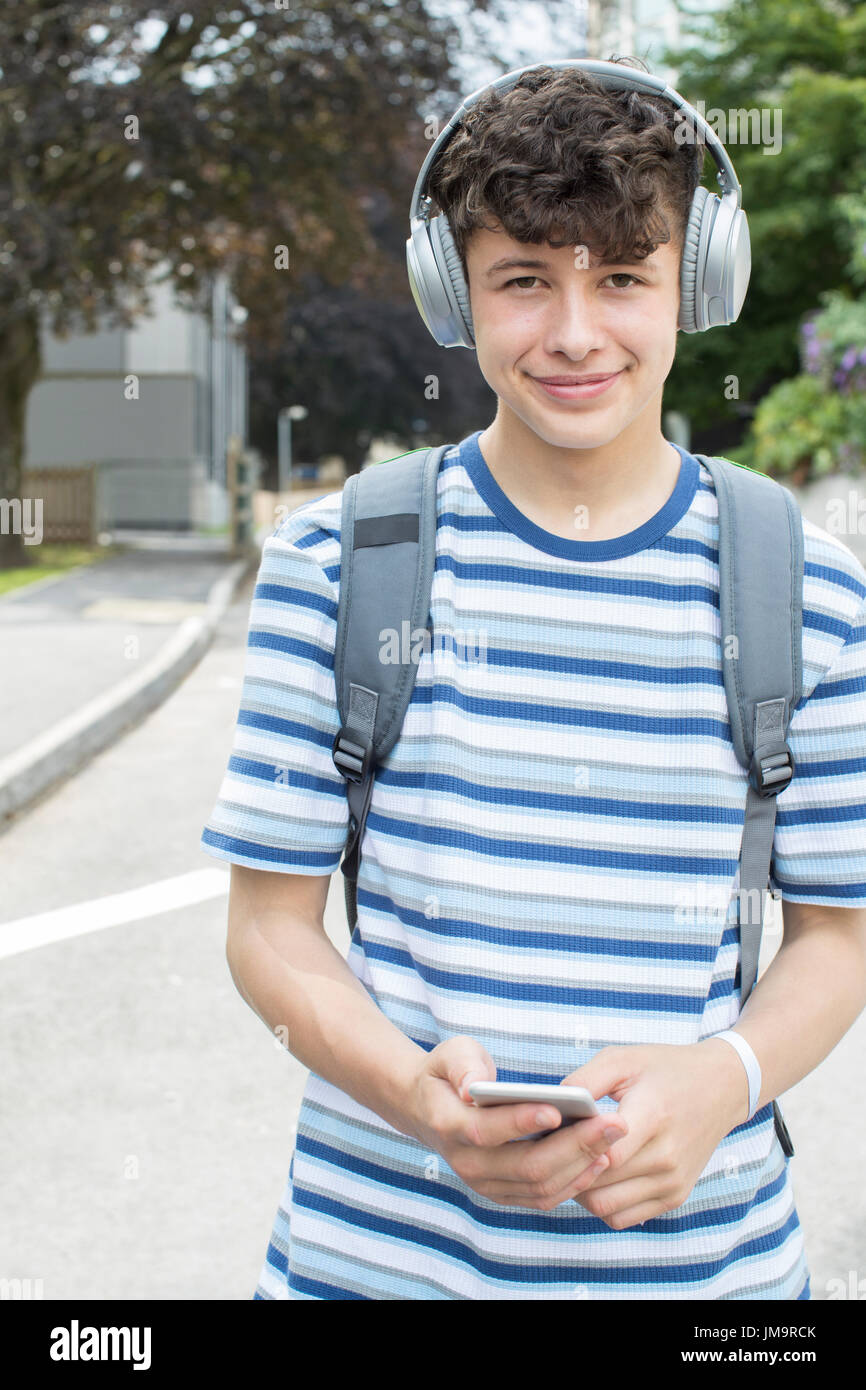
200, 521, 349, 874
770, 586, 866, 906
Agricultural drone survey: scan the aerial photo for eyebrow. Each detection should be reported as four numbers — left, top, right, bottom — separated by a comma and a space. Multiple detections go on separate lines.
483, 255, 655, 280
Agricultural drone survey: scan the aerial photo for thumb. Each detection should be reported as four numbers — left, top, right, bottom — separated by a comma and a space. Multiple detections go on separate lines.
430, 1036, 496, 1103
563, 1050, 630, 1140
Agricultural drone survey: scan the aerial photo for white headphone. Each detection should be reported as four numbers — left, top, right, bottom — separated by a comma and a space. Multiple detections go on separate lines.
406, 59, 751, 347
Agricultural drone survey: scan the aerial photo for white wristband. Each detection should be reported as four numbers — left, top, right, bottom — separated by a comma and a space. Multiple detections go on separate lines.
713, 1029, 762, 1122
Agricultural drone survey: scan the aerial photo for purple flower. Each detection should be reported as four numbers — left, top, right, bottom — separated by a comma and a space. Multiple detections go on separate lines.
841, 347, 858, 369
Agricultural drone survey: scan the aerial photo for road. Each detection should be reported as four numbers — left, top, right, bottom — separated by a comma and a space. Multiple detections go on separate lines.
0, 537, 864, 1299
0, 566, 350, 1300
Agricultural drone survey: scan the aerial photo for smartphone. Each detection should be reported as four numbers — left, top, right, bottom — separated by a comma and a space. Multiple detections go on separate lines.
467, 1081, 600, 1140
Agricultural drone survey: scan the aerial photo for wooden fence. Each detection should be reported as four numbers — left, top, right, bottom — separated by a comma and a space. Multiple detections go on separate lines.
19, 466, 98, 544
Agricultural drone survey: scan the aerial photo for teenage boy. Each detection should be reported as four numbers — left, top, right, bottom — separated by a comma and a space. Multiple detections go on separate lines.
201, 61, 866, 1299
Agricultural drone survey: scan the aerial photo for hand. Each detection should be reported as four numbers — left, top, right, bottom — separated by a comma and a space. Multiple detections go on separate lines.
404, 1036, 629, 1211
561, 1040, 749, 1229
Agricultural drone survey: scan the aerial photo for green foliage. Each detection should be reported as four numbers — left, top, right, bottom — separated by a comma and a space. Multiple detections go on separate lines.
0, 1, 479, 338
799, 290, 866, 387
749, 374, 852, 476
745, 195, 866, 477
660, 0, 866, 468
835, 190, 866, 289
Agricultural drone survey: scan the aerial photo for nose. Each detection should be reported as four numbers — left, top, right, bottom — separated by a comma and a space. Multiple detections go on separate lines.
539, 282, 610, 361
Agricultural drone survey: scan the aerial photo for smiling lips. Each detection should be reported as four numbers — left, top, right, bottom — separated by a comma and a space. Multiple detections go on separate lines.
531, 370, 624, 399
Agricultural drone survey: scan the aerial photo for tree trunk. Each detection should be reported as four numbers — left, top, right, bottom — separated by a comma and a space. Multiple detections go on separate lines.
0, 308, 42, 569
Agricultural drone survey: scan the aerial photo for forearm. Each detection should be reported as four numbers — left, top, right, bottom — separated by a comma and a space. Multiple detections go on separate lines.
709, 919, 866, 1116
228, 919, 427, 1140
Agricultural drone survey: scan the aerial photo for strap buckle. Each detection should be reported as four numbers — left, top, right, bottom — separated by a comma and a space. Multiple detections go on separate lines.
748, 746, 795, 798
332, 726, 372, 784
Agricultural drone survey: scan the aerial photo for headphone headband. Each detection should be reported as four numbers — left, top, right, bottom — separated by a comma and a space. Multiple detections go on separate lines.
409, 58, 742, 230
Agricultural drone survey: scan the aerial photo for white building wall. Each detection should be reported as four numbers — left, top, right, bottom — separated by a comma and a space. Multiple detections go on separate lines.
24, 266, 245, 530
126, 273, 198, 375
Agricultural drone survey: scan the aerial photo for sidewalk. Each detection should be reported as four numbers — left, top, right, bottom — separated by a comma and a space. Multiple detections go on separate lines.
0, 486, 328, 829
785, 474, 866, 569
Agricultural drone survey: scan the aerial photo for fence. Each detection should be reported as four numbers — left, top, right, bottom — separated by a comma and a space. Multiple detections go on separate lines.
20, 458, 222, 535
20, 466, 97, 544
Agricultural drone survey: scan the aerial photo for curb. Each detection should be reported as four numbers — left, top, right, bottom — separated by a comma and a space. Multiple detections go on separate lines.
0, 551, 258, 829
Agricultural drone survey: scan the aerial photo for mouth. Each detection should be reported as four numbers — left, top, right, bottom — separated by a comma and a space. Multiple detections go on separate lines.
530, 370, 625, 401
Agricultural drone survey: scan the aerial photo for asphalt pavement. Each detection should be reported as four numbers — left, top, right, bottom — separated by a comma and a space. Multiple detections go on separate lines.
0, 488, 327, 830
0, 538, 243, 760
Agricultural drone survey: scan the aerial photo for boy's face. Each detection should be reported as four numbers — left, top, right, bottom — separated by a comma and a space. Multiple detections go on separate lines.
464, 217, 682, 451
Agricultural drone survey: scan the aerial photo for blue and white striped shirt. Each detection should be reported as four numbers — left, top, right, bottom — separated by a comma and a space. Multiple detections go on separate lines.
202, 430, 866, 1299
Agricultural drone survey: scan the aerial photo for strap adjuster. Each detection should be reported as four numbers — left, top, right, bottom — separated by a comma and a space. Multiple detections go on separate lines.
332, 726, 372, 784
748, 746, 794, 798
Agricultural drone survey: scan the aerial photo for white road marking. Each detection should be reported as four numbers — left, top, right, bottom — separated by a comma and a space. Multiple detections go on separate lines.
0, 868, 230, 960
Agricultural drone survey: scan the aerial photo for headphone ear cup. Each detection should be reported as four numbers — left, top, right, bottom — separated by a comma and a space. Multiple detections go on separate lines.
679, 185, 751, 332
679, 183, 707, 334
724, 206, 751, 324
431, 215, 475, 347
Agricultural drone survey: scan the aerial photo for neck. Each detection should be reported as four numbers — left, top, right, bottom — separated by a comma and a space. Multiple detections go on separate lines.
477, 401, 682, 544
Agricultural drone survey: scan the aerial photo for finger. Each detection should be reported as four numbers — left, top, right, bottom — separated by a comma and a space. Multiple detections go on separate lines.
462, 1109, 626, 1184
481, 1152, 612, 1206
501, 1109, 629, 1194
614, 1206, 661, 1229
463, 1099, 566, 1149
573, 1174, 663, 1219
574, 1134, 668, 1190
587, 1199, 663, 1229
430, 1040, 498, 1101
519, 1112, 641, 1197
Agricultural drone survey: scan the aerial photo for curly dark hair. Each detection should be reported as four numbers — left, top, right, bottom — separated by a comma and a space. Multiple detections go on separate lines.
425, 57, 706, 280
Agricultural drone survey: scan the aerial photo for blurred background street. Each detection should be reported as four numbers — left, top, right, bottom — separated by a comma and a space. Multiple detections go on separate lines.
2, 0, 866, 1303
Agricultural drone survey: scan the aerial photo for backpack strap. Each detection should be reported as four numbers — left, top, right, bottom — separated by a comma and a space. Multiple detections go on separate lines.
696, 453, 804, 1159
331, 444, 449, 936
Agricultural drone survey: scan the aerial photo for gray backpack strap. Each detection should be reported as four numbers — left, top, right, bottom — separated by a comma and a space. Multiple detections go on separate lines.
698, 453, 804, 1158
331, 444, 449, 936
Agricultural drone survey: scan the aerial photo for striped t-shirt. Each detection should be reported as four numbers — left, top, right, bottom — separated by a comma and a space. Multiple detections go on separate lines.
201, 429, 866, 1300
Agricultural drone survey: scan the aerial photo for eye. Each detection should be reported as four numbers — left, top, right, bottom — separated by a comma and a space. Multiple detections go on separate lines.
604, 273, 641, 289
502, 272, 642, 291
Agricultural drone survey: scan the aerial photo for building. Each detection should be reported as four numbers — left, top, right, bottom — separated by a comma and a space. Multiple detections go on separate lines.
23, 266, 247, 532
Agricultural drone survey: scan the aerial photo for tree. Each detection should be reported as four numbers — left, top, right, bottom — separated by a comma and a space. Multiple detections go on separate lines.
658, 0, 866, 464
0, 0, 490, 565
246, 184, 497, 481
241, 2, 585, 481
745, 192, 866, 480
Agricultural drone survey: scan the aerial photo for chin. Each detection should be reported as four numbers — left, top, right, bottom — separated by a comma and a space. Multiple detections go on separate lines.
516, 408, 622, 450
